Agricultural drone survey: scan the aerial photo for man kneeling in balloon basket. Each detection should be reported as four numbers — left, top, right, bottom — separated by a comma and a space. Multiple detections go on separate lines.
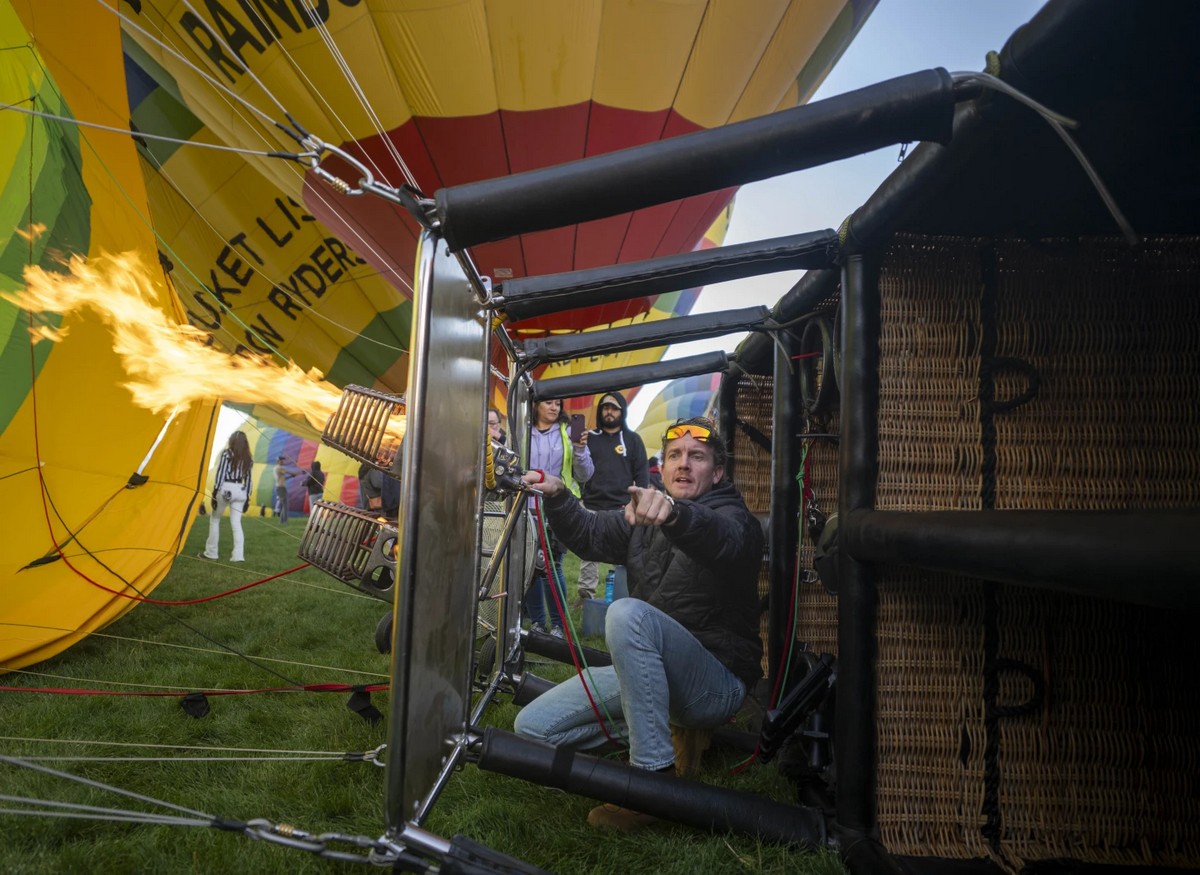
517, 416, 763, 832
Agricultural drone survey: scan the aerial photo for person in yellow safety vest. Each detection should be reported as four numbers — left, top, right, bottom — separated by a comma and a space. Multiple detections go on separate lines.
526, 398, 593, 635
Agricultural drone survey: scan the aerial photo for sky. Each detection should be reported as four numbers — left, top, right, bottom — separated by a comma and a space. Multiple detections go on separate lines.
624, 0, 1047, 430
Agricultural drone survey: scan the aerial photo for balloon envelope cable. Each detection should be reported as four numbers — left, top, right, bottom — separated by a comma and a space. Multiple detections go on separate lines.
0, 103, 292, 159
103, 0, 286, 128
0, 754, 214, 819
295, 10, 417, 189
0, 805, 210, 827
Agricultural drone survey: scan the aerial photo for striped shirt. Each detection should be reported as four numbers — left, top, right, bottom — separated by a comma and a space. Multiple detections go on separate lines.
213, 449, 253, 494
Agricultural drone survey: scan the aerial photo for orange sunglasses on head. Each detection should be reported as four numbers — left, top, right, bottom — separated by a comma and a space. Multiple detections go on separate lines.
664, 423, 713, 442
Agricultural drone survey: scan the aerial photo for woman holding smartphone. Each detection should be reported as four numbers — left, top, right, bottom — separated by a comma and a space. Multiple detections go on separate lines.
526, 398, 593, 636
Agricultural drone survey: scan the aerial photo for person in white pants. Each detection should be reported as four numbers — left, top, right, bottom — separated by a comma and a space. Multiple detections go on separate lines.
200, 431, 254, 563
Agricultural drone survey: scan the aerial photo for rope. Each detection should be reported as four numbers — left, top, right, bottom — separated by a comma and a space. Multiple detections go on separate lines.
951, 70, 1138, 245
299, 5, 417, 189
530, 499, 626, 747
0, 682, 388, 699
0, 755, 215, 819
0, 799, 210, 827
0, 736, 360, 757
4, 755, 356, 764
84, 633, 388, 679
80, 562, 311, 606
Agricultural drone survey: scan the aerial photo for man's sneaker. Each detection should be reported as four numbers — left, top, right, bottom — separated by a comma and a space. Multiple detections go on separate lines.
671, 725, 713, 777
549, 626, 565, 639
586, 803, 658, 832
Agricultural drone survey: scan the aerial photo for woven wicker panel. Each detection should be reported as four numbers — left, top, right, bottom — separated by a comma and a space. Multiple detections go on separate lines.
731, 373, 774, 674
877, 238, 984, 512
732, 373, 774, 515
989, 585, 1200, 867
872, 235, 1200, 868
993, 237, 1200, 509
876, 571, 987, 854
797, 435, 840, 657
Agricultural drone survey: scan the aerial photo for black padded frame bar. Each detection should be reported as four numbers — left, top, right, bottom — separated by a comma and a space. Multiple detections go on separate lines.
530, 351, 730, 401
498, 231, 838, 322
520, 307, 769, 367
435, 70, 957, 251
843, 508, 1200, 611
477, 728, 825, 845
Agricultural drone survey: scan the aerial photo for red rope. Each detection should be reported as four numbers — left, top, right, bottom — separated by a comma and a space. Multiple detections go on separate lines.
80, 561, 313, 606
531, 498, 626, 748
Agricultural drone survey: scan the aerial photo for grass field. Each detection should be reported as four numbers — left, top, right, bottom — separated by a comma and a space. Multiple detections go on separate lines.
0, 509, 844, 874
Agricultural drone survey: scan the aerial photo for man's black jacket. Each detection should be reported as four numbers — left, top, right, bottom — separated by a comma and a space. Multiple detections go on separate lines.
542, 481, 764, 685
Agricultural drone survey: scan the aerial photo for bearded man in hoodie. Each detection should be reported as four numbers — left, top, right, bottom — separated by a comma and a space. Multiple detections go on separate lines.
575, 391, 649, 603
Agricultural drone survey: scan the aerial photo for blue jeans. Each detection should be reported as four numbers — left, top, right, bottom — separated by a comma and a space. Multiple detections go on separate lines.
514, 598, 747, 770
526, 550, 567, 630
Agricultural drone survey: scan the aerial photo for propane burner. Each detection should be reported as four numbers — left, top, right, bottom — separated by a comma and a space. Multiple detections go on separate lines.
322, 385, 407, 480
298, 500, 397, 600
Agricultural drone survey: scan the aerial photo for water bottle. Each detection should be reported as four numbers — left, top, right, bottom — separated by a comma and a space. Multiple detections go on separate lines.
604, 569, 615, 602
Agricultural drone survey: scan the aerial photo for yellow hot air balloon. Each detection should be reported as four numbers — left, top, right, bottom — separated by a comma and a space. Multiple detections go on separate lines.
0, 0, 218, 669
1, 0, 876, 669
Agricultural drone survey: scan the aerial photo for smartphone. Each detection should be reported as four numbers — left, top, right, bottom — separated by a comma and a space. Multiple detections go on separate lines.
569, 413, 586, 443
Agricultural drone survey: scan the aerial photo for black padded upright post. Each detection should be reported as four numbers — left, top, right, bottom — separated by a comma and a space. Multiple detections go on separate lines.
835, 253, 882, 840
767, 332, 799, 691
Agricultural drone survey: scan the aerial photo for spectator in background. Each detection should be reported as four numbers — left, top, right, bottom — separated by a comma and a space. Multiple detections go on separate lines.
200, 431, 253, 563
647, 453, 664, 490
526, 398, 593, 636
487, 408, 507, 445
274, 455, 302, 523
305, 460, 326, 513
576, 391, 648, 603
358, 461, 384, 511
